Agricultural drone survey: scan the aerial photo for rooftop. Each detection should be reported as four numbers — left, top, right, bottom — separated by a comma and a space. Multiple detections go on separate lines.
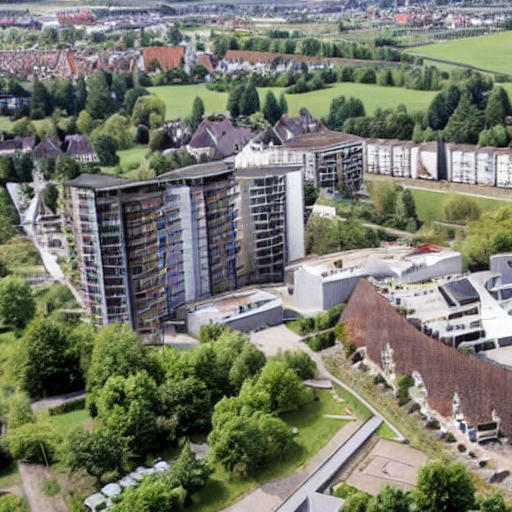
282, 127, 362, 150
66, 173, 130, 190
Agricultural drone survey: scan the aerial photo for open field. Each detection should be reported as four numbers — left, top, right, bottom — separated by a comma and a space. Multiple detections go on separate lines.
189, 388, 350, 512
150, 83, 438, 121
407, 32, 512, 75
409, 189, 510, 223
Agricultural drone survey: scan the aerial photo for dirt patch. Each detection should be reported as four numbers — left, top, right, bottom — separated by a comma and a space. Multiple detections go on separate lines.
345, 439, 427, 495
19, 463, 68, 512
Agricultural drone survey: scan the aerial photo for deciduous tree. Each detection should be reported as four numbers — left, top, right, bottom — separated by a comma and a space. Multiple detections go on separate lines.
0, 277, 35, 329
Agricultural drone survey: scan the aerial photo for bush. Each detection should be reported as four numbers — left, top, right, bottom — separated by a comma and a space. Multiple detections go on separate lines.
135, 124, 149, 144
304, 329, 336, 351
457, 443, 466, 452
48, 398, 86, 416
445, 432, 456, 443
42, 478, 60, 497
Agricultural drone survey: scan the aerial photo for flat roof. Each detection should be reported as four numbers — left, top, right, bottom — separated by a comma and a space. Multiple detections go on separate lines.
66, 163, 233, 192
190, 289, 278, 315
235, 165, 302, 178
283, 129, 362, 151
157, 161, 230, 180
66, 174, 130, 190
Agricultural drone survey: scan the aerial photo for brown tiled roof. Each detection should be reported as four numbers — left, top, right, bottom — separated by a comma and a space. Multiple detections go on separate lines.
142, 46, 185, 72
283, 126, 362, 150
341, 279, 512, 435
33, 138, 62, 160
197, 54, 214, 74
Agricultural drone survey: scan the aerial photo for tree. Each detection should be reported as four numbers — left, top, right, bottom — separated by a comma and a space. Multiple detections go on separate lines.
11, 117, 36, 137
226, 85, 245, 119
42, 184, 58, 213
301, 38, 321, 56
240, 360, 309, 414
386, 112, 415, 140
112, 476, 186, 512
401, 189, 418, 222
131, 96, 166, 128
169, 442, 212, 498
94, 135, 119, 167
76, 76, 87, 113
304, 180, 318, 206
85, 71, 116, 121
228, 344, 266, 391
0, 277, 35, 329
159, 377, 212, 439
278, 93, 288, 115
76, 110, 93, 135
97, 371, 160, 454
30, 76, 50, 120
190, 96, 205, 132
86, 324, 153, 393
56, 157, 81, 181
23, 316, 83, 398
94, 114, 134, 150
64, 427, 129, 480
124, 87, 150, 117
444, 92, 484, 144
7, 422, 57, 464
444, 195, 481, 222
426, 86, 460, 131
342, 491, 373, 512
369, 181, 399, 217
263, 91, 281, 125
199, 323, 231, 344
112, 73, 128, 103
415, 461, 475, 512
478, 125, 509, 147
7, 392, 35, 429
135, 124, 149, 144
167, 25, 183, 46
0, 260, 9, 278
208, 415, 266, 476
368, 485, 412, 512
485, 86, 512, 128
275, 350, 316, 380
239, 84, 260, 117
480, 493, 512, 512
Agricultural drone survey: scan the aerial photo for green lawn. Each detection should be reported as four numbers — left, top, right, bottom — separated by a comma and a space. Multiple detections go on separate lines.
407, 32, 512, 75
189, 388, 349, 512
150, 83, 438, 121
118, 145, 150, 168
409, 189, 510, 223
48, 408, 90, 435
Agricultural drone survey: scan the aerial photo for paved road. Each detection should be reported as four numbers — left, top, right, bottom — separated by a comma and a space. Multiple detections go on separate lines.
276, 417, 382, 512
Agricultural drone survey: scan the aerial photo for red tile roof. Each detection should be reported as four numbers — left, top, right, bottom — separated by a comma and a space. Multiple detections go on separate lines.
142, 46, 185, 72
197, 54, 214, 74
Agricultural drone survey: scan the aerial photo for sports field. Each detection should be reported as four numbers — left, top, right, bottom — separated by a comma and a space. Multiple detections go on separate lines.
407, 31, 512, 75
149, 82, 438, 120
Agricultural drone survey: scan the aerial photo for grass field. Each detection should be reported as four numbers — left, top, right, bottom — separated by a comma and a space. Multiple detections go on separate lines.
409, 189, 510, 223
407, 32, 512, 75
150, 83, 438, 121
48, 408, 90, 435
189, 388, 349, 512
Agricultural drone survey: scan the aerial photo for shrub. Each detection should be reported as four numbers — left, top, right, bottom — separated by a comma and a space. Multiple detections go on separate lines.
135, 124, 149, 144
42, 477, 60, 496
445, 432, 456, 443
457, 443, 466, 452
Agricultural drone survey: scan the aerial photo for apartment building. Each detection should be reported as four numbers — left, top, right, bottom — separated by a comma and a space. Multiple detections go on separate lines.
236, 165, 304, 286
236, 126, 364, 192
64, 162, 304, 334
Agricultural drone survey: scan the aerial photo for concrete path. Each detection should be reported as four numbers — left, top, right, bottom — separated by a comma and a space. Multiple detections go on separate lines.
276, 417, 382, 512
31, 390, 86, 414
219, 420, 361, 512
19, 463, 68, 512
